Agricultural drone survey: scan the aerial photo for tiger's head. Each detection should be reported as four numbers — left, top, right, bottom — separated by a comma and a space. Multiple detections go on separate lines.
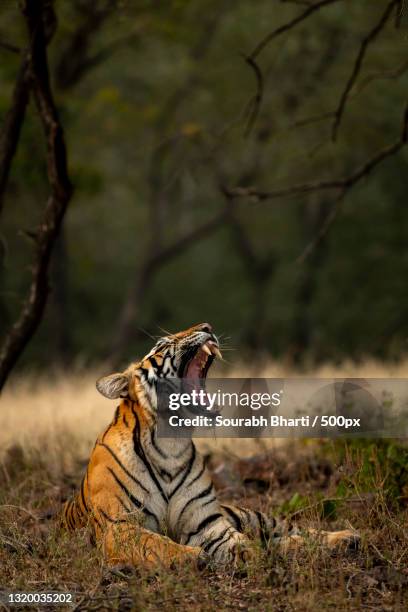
96, 323, 221, 410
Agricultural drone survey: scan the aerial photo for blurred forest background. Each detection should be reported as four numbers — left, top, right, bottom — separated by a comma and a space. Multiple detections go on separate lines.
0, 0, 407, 381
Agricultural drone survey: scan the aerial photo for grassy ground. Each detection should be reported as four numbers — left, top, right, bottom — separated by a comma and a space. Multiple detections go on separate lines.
1, 366, 408, 611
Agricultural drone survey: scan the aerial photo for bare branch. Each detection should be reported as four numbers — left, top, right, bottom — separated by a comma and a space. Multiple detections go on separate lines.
291, 109, 336, 130
76, 33, 140, 78
224, 102, 408, 205
225, 103, 407, 265
0, 0, 73, 391
244, 56, 264, 137
352, 58, 408, 96
226, 211, 259, 272
249, 0, 341, 60
0, 40, 21, 54
226, 207, 274, 279
296, 103, 408, 261
54, 1, 116, 91
395, 0, 404, 27
279, 0, 313, 6
296, 192, 344, 263
112, 4, 233, 358
243, 0, 341, 134
0, 59, 29, 216
331, 0, 399, 141
150, 211, 228, 268
292, 59, 408, 130
223, 181, 338, 201
111, 211, 228, 363
244, 0, 400, 137
219, 199, 275, 347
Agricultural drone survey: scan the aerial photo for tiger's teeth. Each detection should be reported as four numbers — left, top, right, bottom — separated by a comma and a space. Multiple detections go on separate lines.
202, 344, 212, 356
212, 346, 222, 360
206, 341, 222, 360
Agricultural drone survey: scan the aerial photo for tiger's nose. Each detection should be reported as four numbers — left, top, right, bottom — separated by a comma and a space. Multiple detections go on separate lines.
200, 323, 213, 333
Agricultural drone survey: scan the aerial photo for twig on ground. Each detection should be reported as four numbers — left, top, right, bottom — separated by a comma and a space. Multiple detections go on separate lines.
0, 504, 39, 522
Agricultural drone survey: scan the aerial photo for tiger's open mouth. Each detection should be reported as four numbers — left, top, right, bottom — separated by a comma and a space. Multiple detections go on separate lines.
178, 340, 222, 415
180, 340, 222, 380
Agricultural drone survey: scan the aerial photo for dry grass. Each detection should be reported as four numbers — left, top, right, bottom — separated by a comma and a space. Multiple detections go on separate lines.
1, 363, 408, 610
2, 358, 408, 460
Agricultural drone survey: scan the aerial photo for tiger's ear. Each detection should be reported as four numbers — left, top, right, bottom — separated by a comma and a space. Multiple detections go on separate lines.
96, 372, 129, 399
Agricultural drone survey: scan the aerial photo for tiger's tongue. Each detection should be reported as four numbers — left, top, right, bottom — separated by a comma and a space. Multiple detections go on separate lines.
186, 349, 206, 378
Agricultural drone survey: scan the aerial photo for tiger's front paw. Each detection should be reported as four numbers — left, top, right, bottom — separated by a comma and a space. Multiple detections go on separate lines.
197, 550, 211, 571
230, 541, 257, 564
211, 536, 256, 569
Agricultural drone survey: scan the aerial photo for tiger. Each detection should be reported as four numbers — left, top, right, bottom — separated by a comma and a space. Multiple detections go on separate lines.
61, 323, 359, 570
